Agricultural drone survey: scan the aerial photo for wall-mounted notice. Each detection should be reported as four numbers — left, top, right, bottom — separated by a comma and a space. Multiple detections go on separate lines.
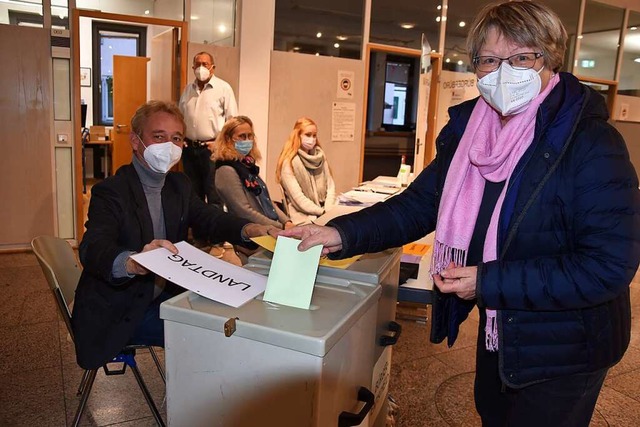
337, 70, 354, 99
331, 102, 356, 141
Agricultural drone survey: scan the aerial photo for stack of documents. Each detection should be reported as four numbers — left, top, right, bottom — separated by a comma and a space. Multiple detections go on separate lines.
338, 190, 389, 206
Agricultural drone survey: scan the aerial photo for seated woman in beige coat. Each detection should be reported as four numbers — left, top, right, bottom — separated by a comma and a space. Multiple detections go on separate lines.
276, 117, 336, 225
213, 116, 292, 229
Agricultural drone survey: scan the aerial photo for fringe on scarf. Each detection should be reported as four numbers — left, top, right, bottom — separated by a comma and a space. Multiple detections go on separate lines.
430, 239, 467, 275
485, 309, 499, 351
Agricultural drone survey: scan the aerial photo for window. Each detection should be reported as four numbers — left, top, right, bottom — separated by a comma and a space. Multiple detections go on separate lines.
274, 0, 364, 59
379, 54, 418, 131
91, 22, 147, 126
190, 0, 236, 46
576, 0, 625, 81
370, 0, 441, 51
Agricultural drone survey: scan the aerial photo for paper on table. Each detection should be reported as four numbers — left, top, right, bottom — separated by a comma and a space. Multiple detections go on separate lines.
263, 236, 322, 309
250, 235, 361, 269
130, 241, 266, 308
403, 242, 431, 256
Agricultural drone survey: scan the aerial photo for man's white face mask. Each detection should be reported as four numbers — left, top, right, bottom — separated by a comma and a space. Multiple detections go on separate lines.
476, 62, 544, 116
194, 65, 211, 82
137, 135, 182, 174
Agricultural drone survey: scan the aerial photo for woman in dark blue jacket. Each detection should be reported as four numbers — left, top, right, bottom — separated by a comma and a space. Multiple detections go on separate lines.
281, 2, 640, 426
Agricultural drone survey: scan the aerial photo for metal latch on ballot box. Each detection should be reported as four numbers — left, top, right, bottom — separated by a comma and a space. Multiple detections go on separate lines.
224, 317, 239, 337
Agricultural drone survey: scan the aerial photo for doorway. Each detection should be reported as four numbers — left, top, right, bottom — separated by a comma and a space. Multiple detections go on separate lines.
92, 22, 147, 127
72, 9, 188, 240
362, 46, 421, 182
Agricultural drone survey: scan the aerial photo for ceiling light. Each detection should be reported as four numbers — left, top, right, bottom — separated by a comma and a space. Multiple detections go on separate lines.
218, 24, 227, 33
630, 26, 638, 31
445, 58, 450, 63
578, 35, 583, 39
436, 17, 441, 23
457, 60, 463, 65
316, 32, 322, 38
437, 5, 442, 10
459, 21, 466, 27
315, 53, 320, 56
293, 47, 300, 51
144, 10, 150, 15
400, 23, 415, 29
337, 35, 348, 41
634, 58, 640, 63
191, 15, 199, 20
334, 43, 340, 48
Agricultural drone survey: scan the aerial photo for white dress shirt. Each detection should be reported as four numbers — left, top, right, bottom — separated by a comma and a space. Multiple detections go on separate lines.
179, 75, 238, 141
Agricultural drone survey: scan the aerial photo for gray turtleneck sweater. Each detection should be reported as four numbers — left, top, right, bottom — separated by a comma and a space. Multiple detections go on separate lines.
111, 156, 167, 279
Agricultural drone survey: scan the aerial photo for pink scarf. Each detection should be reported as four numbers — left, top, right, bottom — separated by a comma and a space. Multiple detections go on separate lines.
431, 73, 559, 351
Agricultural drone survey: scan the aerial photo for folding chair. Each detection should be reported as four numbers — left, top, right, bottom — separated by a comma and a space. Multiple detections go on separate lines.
31, 235, 166, 427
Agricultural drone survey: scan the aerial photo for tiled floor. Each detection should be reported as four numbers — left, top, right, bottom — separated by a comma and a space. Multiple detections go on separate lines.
0, 251, 639, 426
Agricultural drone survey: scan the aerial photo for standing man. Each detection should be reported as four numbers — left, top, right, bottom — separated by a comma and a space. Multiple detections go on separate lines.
179, 51, 237, 207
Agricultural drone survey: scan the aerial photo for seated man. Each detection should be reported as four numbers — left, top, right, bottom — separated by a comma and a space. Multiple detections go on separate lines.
71, 100, 274, 370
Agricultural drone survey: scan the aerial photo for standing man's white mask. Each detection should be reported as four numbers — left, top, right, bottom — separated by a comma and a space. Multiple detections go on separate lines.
194, 65, 211, 82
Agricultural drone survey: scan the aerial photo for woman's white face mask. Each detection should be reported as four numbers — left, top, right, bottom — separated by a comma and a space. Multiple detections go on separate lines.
477, 63, 544, 116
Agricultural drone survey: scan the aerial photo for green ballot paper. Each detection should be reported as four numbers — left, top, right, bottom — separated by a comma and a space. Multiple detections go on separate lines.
263, 236, 322, 309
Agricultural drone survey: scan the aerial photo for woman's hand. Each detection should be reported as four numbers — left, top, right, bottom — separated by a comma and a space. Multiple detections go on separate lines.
278, 224, 343, 255
283, 221, 295, 230
126, 239, 178, 276
432, 262, 477, 300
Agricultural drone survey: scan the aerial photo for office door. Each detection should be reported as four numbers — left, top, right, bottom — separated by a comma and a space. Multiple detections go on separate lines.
112, 55, 149, 175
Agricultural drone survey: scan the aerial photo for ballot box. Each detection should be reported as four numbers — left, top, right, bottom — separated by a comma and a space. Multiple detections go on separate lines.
160, 263, 383, 427
247, 248, 401, 427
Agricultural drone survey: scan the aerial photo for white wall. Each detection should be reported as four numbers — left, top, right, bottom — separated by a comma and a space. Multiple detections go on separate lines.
238, 0, 275, 171
435, 70, 479, 138
267, 51, 366, 196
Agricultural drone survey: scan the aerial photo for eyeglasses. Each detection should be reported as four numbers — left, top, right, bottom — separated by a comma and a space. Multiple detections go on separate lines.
472, 52, 543, 73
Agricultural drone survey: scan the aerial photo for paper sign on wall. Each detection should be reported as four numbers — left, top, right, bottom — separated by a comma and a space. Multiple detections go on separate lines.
130, 241, 267, 308
331, 101, 356, 141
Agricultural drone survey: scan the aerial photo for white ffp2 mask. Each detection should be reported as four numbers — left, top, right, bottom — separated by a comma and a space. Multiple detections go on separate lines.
138, 136, 182, 174
477, 63, 543, 116
194, 66, 211, 82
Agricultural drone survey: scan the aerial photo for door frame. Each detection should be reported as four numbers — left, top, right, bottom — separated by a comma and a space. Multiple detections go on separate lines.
71, 9, 188, 240
360, 43, 441, 182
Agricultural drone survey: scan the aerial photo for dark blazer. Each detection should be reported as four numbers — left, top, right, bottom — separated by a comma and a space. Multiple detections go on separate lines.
71, 164, 251, 369
327, 73, 640, 387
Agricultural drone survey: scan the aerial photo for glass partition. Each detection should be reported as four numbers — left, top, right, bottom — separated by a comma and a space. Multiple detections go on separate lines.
1, 0, 43, 27
369, 0, 441, 51
538, 0, 581, 72
576, 0, 624, 81
190, 0, 236, 46
76, 0, 183, 21
274, 0, 364, 59
618, 11, 640, 97
443, 0, 487, 72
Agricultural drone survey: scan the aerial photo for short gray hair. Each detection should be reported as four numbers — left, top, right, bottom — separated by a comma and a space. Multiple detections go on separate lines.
467, 1, 567, 72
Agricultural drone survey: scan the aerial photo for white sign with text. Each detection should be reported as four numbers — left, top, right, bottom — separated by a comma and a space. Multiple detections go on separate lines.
131, 241, 267, 307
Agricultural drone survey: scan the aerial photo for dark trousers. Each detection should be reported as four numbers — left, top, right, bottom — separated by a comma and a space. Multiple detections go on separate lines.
181, 146, 221, 207
474, 309, 607, 427
129, 286, 183, 348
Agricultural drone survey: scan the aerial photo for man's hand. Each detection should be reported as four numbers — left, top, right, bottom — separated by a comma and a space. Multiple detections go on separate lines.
242, 223, 280, 239
126, 239, 178, 276
432, 262, 477, 300
278, 224, 342, 255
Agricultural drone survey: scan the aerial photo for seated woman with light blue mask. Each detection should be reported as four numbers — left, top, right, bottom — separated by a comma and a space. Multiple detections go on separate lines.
212, 116, 293, 230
